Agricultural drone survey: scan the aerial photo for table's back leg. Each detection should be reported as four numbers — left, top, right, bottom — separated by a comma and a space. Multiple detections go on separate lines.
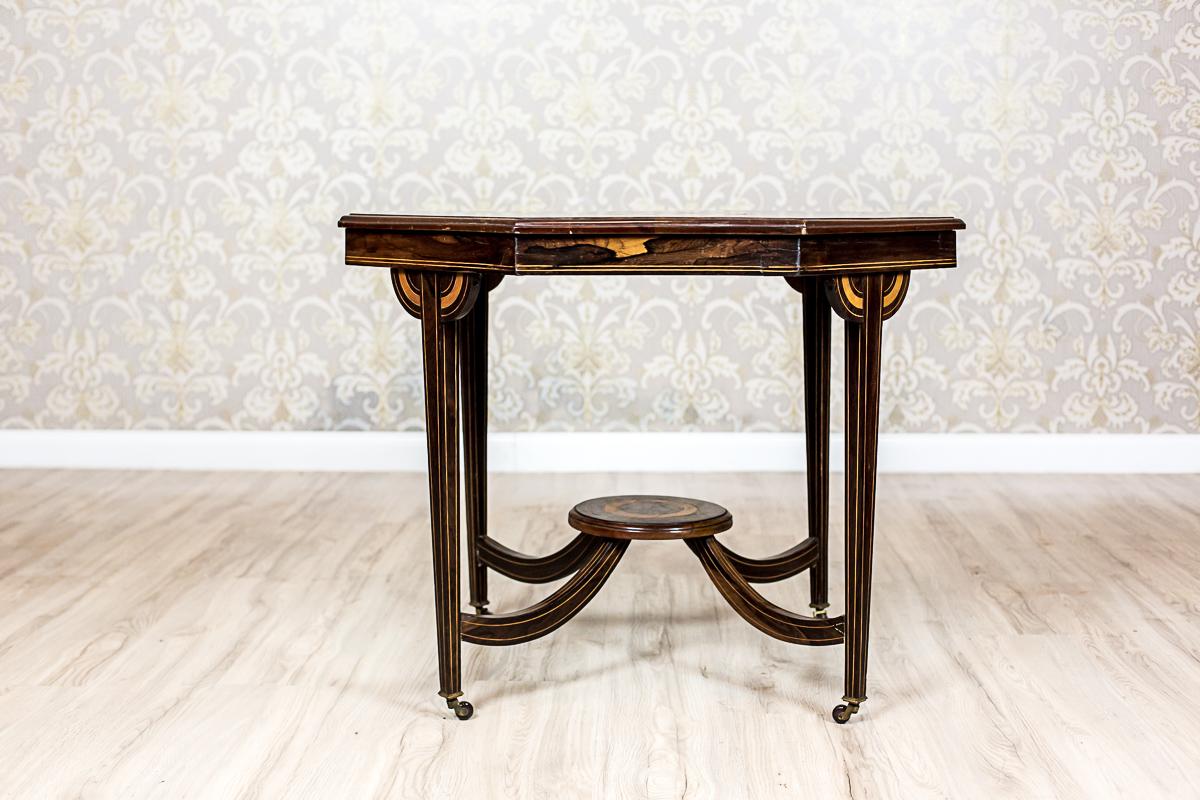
834, 273, 886, 724
460, 285, 490, 615
801, 279, 832, 617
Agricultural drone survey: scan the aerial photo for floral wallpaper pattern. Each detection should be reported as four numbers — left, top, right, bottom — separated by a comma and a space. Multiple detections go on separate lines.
1, 0, 1199, 433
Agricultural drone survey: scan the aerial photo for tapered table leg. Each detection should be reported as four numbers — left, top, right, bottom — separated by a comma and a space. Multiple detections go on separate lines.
460, 286, 489, 615
802, 279, 831, 617
415, 270, 478, 721
833, 274, 885, 724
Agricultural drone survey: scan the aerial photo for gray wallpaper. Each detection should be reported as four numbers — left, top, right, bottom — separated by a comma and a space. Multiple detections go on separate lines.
1, 0, 1199, 432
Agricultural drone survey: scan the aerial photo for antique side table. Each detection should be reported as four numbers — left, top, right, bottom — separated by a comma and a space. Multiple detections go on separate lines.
338, 214, 965, 723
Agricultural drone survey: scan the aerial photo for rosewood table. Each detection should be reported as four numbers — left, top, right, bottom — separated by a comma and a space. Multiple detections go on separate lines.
338, 214, 964, 724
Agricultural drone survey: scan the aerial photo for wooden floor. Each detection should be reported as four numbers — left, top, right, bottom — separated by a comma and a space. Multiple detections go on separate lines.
1, 470, 1198, 799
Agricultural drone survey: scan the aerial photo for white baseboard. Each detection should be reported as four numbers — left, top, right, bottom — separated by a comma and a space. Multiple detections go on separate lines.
0, 430, 1197, 473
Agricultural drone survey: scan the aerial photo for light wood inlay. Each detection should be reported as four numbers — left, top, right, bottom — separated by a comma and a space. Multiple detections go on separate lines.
576, 236, 651, 257
1, 470, 1197, 797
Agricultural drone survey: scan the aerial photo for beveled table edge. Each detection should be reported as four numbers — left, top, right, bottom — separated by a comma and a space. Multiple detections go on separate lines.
338, 214, 967, 236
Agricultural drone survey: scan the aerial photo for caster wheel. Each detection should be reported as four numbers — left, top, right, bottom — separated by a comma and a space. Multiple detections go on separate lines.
450, 700, 474, 721
831, 703, 858, 724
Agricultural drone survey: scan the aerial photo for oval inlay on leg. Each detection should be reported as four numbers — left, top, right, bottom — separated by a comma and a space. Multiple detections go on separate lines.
823, 271, 909, 322
390, 269, 481, 321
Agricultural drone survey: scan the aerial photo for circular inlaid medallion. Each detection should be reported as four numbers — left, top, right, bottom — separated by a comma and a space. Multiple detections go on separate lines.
568, 495, 732, 540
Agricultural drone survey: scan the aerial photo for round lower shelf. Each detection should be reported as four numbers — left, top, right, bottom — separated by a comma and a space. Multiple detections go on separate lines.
567, 495, 732, 540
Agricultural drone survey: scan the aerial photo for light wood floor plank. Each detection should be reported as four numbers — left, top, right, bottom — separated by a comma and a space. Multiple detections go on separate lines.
0, 470, 1197, 798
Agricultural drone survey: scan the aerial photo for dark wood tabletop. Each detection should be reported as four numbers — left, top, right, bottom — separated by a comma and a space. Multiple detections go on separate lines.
338, 213, 966, 276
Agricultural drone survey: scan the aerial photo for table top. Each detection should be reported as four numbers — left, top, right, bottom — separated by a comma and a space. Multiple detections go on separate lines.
339, 214, 965, 276
338, 214, 965, 236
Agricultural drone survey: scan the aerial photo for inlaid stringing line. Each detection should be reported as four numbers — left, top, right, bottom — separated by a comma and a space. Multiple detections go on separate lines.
361, 255, 951, 272
688, 538, 845, 645
351, 256, 506, 269
463, 546, 626, 643
514, 264, 799, 273
465, 545, 613, 629
442, 277, 451, 690
446, 292, 457, 689
713, 549, 840, 643
848, 296, 858, 698
710, 546, 829, 629
803, 257, 954, 271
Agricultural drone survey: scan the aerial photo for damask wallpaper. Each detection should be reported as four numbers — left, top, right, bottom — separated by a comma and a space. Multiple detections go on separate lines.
1, 1, 1199, 433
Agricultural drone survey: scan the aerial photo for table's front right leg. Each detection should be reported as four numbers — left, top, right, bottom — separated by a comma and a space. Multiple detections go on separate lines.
826, 271, 906, 724
394, 269, 481, 721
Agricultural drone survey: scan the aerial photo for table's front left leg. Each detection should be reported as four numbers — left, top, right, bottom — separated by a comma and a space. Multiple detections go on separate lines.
395, 269, 482, 721
826, 271, 906, 724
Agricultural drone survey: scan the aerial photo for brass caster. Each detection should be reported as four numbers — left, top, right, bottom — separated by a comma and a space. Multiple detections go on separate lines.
447, 698, 474, 721
831, 702, 860, 724
471, 603, 490, 615
811, 603, 829, 619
